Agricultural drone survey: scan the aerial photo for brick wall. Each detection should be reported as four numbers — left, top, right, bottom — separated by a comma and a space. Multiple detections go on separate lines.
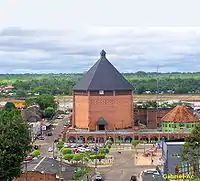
12, 171, 58, 181
88, 95, 133, 130
134, 108, 172, 128
73, 95, 89, 129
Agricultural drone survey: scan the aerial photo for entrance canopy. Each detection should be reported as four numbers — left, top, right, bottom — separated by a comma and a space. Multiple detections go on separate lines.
96, 117, 108, 125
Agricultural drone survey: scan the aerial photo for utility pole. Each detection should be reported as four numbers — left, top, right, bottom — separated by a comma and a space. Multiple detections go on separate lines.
24, 161, 28, 181
156, 65, 159, 129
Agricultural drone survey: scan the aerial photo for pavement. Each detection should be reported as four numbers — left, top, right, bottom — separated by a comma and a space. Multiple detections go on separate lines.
135, 150, 162, 166
98, 149, 158, 181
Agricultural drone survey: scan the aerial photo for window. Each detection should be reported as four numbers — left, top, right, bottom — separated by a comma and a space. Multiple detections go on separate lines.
179, 123, 184, 127
99, 90, 104, 95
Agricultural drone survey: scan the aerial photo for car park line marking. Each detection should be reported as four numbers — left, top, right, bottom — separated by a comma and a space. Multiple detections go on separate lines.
33, 157, 46, 170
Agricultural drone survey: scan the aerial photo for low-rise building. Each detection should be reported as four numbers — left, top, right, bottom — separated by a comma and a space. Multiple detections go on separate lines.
162, 140, 200, 177
160, 105, 199, 132
13, 157, 75, 181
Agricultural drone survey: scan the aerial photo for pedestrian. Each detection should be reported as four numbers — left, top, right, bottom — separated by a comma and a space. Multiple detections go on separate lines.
151, 159, 154, 164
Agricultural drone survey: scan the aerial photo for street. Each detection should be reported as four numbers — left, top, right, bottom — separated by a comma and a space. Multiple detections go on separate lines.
34, 118, 64, 157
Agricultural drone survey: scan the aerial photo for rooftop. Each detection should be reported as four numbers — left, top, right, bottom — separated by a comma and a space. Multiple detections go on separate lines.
73, 50, 133, 91
24, 157, 74, 180
161, 105, 199, 123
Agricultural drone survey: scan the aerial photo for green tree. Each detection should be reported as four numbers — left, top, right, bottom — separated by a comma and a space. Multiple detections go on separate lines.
131, 140, 140, 152
31, 150, 40, 157
43, 107, 55, 118
0, 109, 31, 181
181, 124, 200, 177
56, 141, 64, 150
4, 102, 16, 111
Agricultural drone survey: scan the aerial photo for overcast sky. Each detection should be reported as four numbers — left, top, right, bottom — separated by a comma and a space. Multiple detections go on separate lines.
1, 0, 200, 73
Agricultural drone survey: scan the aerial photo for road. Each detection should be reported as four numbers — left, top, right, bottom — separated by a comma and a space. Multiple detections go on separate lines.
34, 118, 64, 157
98, 149, 157, 181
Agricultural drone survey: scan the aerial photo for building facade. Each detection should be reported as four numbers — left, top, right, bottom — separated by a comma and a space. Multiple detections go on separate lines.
162, 141, 200, 177
73, 50, 134, 131
161, 106, 199, 132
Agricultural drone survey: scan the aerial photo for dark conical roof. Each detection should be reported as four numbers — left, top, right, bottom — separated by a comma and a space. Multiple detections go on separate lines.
73, 50, 133, 91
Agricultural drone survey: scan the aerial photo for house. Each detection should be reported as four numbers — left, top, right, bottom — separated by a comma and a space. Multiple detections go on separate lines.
13, 157, 75, 181
21, 105, 41, 122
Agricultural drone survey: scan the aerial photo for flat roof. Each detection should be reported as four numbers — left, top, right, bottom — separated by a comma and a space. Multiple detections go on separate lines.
166, 142, 185, 145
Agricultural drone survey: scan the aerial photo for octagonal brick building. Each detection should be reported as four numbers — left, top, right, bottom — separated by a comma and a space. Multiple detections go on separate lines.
72, 50, 134, 131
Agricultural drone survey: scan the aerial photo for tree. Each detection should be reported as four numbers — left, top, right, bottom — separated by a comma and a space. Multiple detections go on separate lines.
56, 141, 64, 150
131, 140, 140, 152
31, 150, 40, 157
0, 109, 31, 181
181, 124, 200, 177
4, 102, 16, 111
43, 107, 55, 118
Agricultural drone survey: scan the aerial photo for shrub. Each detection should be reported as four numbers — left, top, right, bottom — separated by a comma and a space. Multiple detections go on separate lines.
73, 154, 83, 161
63, 154, 74, 161
61, 148, 72, 155
89, 154, 105, 160
31, 150, 40, 157
89, 155, 96, 160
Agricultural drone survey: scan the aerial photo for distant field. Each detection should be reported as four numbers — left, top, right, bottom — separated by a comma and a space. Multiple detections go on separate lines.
1, 73, 200, 84
55, 94, 200, 102
1, 94, 200, 102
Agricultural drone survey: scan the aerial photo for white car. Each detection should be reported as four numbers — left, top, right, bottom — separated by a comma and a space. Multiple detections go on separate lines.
48, 147, 53, 152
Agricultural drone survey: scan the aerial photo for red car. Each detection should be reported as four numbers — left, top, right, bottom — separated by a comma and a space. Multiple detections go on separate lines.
24, 156, 33, 161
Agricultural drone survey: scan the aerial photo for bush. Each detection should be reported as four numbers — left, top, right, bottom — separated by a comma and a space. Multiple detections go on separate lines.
89, 154, 105, 160
61, 148, 72, 155
63, 154, 74, 161
89, 155, 96, 160
107, 144, 111, 149
31, 150, 40, 157
73, 154, 83, 161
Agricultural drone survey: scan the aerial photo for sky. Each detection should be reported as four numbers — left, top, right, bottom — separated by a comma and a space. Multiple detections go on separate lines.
1, 0, 200, 74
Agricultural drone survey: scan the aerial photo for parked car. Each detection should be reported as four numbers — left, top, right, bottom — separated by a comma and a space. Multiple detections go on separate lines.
33, 145, 39, 150
24, 156, 33, 161
46, 132, 52, 136
38, 136, 45, 140
130, 175, 137, 181
94, 174, 103, 181
48, 147, 53, 152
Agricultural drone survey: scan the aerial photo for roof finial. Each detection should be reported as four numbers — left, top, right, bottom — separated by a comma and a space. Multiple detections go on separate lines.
100, 49, 106, 58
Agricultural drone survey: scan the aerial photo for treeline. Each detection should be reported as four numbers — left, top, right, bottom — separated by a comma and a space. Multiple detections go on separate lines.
10, 74, 200, 97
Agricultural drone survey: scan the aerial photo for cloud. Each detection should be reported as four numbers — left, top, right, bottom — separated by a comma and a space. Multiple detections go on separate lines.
0, 27, 200, 73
